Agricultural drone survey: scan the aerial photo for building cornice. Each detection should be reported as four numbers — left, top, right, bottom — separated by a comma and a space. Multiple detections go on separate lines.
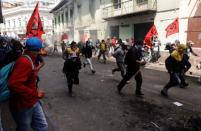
3, 5, 52, 16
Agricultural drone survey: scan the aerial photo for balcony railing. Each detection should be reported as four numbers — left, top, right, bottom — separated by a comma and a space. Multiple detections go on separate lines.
102, 0, 157, 19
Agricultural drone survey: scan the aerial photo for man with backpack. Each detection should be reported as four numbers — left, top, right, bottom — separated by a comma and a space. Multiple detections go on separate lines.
8, 37, 48, 131
117, 41, 146, 97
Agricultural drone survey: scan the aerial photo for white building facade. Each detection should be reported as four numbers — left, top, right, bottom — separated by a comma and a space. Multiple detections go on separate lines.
51, 0, 201, 48
0, 0, 60, 40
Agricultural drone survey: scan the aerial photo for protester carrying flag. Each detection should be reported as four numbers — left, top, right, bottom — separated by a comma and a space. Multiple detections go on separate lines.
26, 2, 45, 39
165, 18, 179, 38
144, 25, 158, 48
144, 25, 160, 62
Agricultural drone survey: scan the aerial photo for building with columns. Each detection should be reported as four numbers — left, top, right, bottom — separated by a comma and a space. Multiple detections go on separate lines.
51, 0, 201, 49
0, 0, 61, 40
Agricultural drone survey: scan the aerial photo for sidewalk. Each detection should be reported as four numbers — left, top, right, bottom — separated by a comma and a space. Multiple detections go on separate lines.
106, 51, 201, 78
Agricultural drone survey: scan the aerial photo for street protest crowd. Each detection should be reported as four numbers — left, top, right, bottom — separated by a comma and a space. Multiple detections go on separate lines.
0, 2, 200, 131
0, 33, 200, 131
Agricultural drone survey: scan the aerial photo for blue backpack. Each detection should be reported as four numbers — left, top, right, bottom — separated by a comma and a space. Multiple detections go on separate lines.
0, 55, 34, 102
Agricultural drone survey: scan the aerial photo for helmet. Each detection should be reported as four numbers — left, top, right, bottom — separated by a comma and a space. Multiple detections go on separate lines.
25, 37, 42, 51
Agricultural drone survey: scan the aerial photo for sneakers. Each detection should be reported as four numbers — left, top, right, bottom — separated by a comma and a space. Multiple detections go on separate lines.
160, 90, 168, 97
136, 91, 144, 97
126, 81, 130, 84
180, 82, 189, 88
83, 63, 86, 68
92, 70, 96, 74
117, 86, 122, 94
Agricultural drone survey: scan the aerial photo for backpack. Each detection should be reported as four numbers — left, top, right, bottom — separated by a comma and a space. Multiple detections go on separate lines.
0, 55, 34, 102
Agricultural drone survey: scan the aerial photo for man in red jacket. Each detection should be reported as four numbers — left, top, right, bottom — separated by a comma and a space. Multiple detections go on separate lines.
8, 37, 48, 131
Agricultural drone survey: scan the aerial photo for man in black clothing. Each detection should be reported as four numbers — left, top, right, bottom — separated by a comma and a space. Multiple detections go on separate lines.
63, 41, 81, 96
82, 40, 96, 74
161, 44, 188, 97
117, 41, 146, 97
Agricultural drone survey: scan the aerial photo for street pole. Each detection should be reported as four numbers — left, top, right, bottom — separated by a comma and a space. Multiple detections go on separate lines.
0, 0, 3, 23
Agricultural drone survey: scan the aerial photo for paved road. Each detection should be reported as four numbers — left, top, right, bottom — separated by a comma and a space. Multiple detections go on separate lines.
38, 56, 201, 131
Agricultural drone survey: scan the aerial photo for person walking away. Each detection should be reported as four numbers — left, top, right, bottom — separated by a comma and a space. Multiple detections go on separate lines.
63, 41, 81, 96
94, 39, 100, 56
112, 44, 127, 78
53, 40, 58, 55
117, 41, 146, 97
151, 35, 161, 62
98, 40, 107, 63
82, 40, 96, 74
8, 37, 48, 131
161, 44, 188, 97
183, 41, 198, 73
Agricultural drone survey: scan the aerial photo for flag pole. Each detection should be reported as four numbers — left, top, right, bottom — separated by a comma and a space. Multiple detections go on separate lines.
178, 17, 180, 41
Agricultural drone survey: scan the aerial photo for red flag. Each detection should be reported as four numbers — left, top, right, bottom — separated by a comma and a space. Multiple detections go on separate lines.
26, 2, 45, 38
144, 25, 158, 48
165, 18, 179, 37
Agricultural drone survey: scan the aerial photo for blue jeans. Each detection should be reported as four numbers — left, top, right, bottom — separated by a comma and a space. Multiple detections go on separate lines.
10, 102, 48, 131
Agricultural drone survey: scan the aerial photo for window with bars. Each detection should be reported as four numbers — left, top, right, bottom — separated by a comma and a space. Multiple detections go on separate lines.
70, 7, 74, 19
61, 13, 64, 24
58, 15, 60, 24
13, 19, 15, 28
65, 10, 68, 22
113, 0, 121, 9
54, 17, 57, 25
18, 18, 21, 27
136, 0, 148, 4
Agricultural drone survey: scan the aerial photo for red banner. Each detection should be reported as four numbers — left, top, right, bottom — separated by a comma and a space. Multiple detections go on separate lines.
26, 2, 44, 38
165, 18, 179, 38
144, 25, 158, 48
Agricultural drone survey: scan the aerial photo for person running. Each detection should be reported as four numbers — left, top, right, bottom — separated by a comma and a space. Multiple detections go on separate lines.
117, 41, 146, 97
53, 40, 58, 55
98, 40, 107, 63
82, 40, 96, 74
94, 39, 100, 56
63, 41, 81, 96
182, 41, 198, 73
161, 44, 188, 97
112, 43, 127, 78
150, 35, 161, 62
8, 37, 48, 131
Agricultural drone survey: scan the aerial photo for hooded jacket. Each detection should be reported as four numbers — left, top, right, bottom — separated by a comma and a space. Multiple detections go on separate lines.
165, 50, 183, 73
8, 51, 39, 109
